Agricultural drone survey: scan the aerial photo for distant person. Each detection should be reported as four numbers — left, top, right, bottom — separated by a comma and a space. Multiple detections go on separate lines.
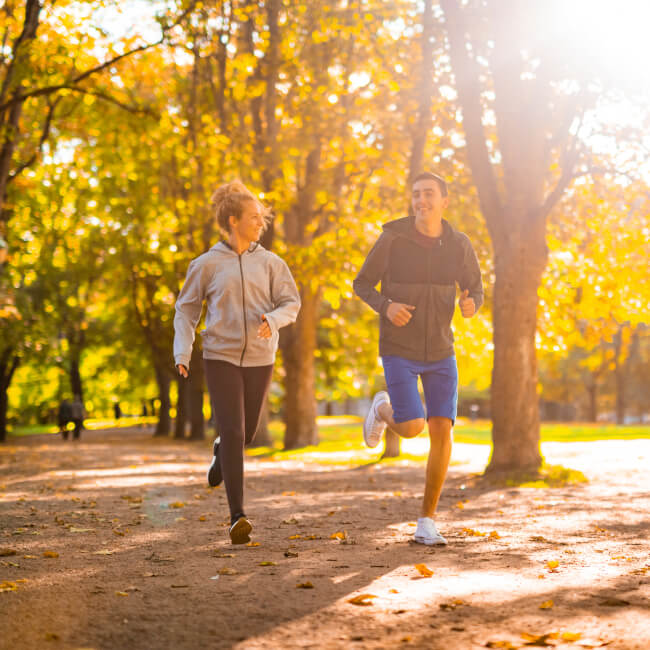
173, 181, 300, 544
58, 399, 72, 440
353, 171, 483, 545
70, 395, 85, 440
113, 401, 122, 421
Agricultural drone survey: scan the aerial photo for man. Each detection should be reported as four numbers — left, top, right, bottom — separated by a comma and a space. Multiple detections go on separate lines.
353, 171, 483, 545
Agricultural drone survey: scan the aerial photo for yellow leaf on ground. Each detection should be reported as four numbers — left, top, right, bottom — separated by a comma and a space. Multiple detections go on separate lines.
259, 561, 276, 566
455, 501, 465, 509
348, 593, 377, 606
521, 632, 558, 644
93, 550, 113, 555
539, 600, 554, 609
389, 589, 399, 594
296, 582, 314, 589
115, 591, 129, 597
561, 632, 582, 641
113, 530, 125, 537
247, 542, 260, 547
198, 516, 207, 522
289, 535, 301, 540
547, 560, 559, 571
0, 581, 18, 592
489, 531, 501, 539
462, 528, 487, 537
0, 549, 17, 557
330, 531, 346, 540
218, 568, 237, 575
414, 563, 433, 577
282, 491, 296, 496
43, 551, 59, 558
486, 642, 518, 649
23, 555, 37, 559
169, 502, 185, 509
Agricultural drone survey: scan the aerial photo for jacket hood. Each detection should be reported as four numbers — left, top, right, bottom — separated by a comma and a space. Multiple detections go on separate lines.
382, 216, 455, 244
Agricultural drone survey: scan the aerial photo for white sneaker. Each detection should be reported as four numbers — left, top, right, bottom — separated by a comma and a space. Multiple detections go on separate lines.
363, 391, 389, 448
414, 517, 447, 545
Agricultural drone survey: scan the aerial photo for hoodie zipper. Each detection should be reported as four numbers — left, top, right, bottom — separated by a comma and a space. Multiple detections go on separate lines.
238, 253, 248, 366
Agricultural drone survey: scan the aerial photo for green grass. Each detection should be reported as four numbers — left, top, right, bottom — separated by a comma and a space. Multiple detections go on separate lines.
7, 417, 158, 437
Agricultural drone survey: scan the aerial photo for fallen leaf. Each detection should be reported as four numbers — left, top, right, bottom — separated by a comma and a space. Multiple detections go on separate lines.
546, 560, 559, 571
440, 599, 466, 610
115, 591, 129, 597
348, 593, 377, 606
169, 502, 185, 509
69, 527, 94, 533
389, 589, 399, 594
530, 536, 553, 543
22, 555, 37, 559
401, 635, 412, 642
259, 561, 276, 566
486, 642, 518, 649
330, 531, 346, 540
113, 529, 125, 537
414, 563, 433, 577
539, 600, 554, 609
247, 542, 260, 547
289, 534, 301, 540
521, 632, 558, 646
43, 551, 59, 558
455, 501, 465, 509
44, 632, 60, 641
561, 632, 582, 641
489, 531, 501, 539
282, 491, 296, 496
0, 549, 17, 557
296, 582, 314, 589
462, 528, 487, 537
198, 516, 207, 522
170, 584, 189, 588
0, 581, 18, 592
218, 568, 237, 575
284, 551, 298, 558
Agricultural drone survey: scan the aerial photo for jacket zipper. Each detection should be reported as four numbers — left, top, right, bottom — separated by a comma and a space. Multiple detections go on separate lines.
238, 253, 248, 366
425, 248, 431, 362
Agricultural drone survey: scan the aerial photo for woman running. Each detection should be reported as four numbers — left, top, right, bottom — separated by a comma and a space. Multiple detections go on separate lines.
173, 181, 300, 544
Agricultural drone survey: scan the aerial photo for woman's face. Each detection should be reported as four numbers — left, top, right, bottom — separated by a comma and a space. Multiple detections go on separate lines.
231, 200, 265, 242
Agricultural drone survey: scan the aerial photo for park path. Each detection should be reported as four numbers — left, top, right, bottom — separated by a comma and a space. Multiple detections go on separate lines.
1, 428, 649, 649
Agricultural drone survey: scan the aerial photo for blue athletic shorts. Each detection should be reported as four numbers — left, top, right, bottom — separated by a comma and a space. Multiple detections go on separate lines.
381, 355, 458, 424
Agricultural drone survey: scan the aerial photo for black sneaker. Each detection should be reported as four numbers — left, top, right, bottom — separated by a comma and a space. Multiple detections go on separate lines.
207, 438, 222, 487
229, 514, 252, 545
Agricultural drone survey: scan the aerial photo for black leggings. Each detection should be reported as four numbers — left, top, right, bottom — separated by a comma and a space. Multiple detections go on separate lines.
204, 359, 273, 519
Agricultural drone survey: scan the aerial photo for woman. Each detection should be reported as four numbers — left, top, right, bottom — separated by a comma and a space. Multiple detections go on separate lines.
173, 181, 300, 544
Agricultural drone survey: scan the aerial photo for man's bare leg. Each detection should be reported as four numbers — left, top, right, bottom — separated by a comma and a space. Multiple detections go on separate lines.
376, 402, 424, 439
421, 416, 453, 517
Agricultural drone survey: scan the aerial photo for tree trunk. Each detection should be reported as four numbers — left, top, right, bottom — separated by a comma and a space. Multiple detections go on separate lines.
282, 288, 319, 449
188, 344, 205, 440
0, 351, 19, 443
586, 379, 598, 423
486, 236, 544, 474
69, 356, 83, 400
154, 364, 171, 437
174, 376, 189, 439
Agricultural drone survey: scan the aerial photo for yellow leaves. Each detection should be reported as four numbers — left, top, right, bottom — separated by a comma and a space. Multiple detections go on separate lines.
168, 501, 185, 509
296, 582, 314, 589
414, 563, 433, 578
486, 642, 518, 649
115, 591, 129, 597
0, 581, 19, 593
330, 531, 347, 540
440, 599, 466, 610
389, 589, 399, 594
43, 551, 59, 558
282, 491, 296, 496
0, 548, 17, 557
289, 534, 301, 540
218, 568, 237, 576
489, 531, 501, 539
247, 542, 260, 547
348, 593, 377, 606
198, 516, 207, 522
454, 501, 466, 509
561, 632, 582, 642
539, 600, 554, 609
259, 561, 276, 566
546, 560, 560, 572
68, 527, 94, 533
462, 528, 487, 537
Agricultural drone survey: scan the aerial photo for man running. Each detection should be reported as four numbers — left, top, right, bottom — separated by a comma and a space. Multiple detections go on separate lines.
353, 171, 483, 545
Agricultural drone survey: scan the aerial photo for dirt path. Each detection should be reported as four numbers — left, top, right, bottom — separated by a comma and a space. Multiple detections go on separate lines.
1, 428, 649, 649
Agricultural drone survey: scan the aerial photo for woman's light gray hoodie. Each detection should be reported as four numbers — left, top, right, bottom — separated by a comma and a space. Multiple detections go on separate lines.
173, 242, 300, 369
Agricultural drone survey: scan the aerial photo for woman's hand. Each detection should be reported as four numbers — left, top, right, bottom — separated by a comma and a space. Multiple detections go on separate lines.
177, 364, 188, 378
257, 315, 272, 339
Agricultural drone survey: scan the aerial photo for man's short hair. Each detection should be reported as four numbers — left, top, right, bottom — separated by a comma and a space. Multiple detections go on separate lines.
412, 171, 448, 198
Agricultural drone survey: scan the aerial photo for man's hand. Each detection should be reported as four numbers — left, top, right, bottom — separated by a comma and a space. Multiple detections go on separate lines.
386, 301, 415, 327
177, 364, 188, 378
459, 289, 476, 318
257, 314, 272, 339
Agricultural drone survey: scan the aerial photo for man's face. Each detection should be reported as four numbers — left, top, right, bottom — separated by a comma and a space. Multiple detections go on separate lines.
412, 178, 448, 220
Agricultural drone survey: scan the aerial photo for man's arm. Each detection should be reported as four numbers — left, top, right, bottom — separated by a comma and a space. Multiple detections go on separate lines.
458, 234, 483, 317
353, 232, 393, 316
